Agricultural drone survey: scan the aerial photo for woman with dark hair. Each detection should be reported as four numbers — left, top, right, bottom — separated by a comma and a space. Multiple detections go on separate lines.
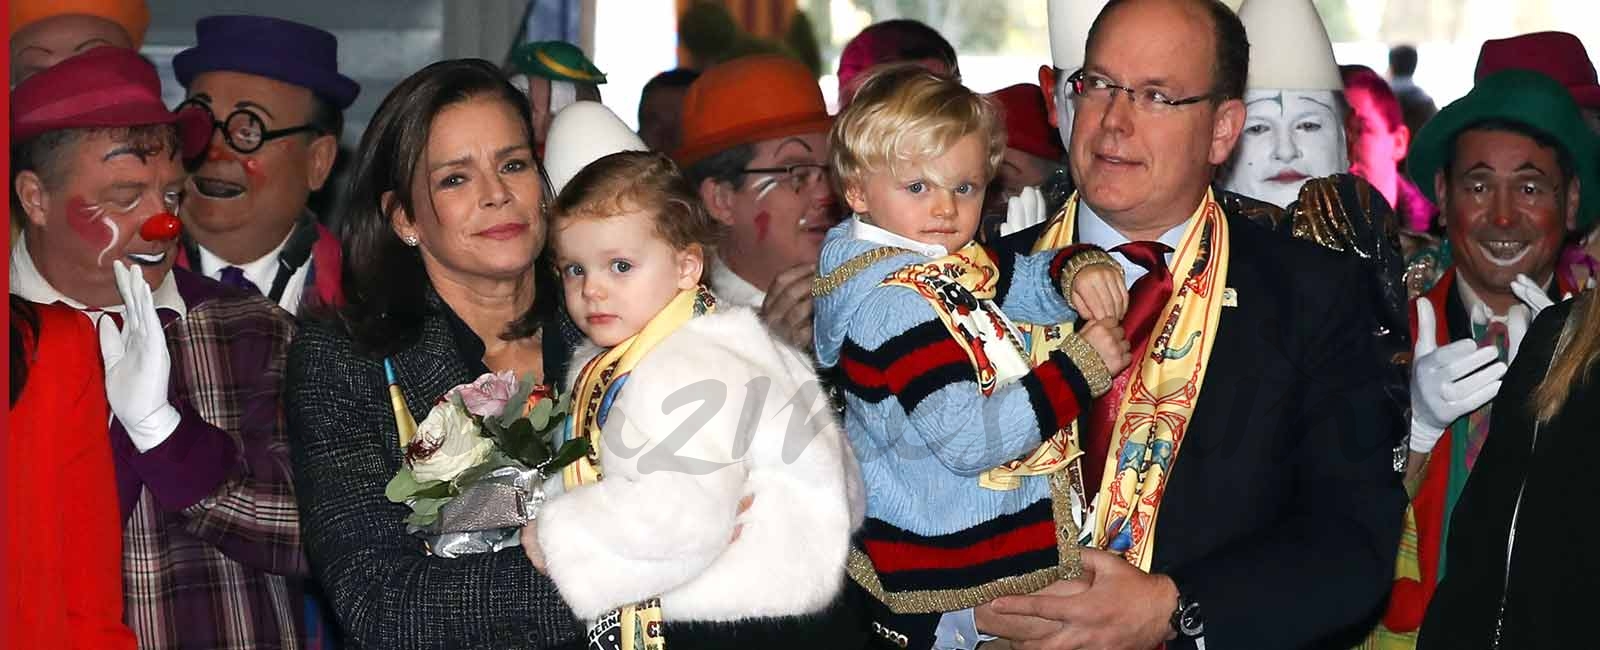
4, 297, 136, 649
284, 59, 582, 649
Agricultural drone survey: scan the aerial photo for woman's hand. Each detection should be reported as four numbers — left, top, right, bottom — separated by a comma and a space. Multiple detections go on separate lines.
520, 521, 548, 572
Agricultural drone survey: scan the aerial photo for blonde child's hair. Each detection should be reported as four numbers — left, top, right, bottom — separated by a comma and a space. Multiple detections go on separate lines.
829, 63, 1007, 196
551, 151, 721, 280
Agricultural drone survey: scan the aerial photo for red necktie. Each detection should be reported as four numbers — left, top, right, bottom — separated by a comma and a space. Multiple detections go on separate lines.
1081, 241, 1173, 494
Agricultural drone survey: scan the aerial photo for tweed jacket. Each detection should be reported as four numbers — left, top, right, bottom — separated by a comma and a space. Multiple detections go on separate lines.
286, 297, 583, 650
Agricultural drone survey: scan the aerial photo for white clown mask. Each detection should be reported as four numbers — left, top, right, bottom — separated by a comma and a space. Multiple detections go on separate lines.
1222, 89, 1348, 208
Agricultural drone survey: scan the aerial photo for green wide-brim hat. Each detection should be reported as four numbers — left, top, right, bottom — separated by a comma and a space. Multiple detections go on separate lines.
508, 40, 607, 84
1408, 69, 1600, 227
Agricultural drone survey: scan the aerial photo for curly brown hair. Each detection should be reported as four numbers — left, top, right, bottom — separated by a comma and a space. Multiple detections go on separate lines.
551, 151, 722, 278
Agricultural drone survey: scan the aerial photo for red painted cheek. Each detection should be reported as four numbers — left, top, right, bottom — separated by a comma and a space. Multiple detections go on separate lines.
242, 157, 265, 181
753, 210, 772, 242
66, 196, 113, 251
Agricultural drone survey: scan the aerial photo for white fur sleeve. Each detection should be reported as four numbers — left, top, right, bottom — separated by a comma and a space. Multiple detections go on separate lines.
536, 331, 753, 620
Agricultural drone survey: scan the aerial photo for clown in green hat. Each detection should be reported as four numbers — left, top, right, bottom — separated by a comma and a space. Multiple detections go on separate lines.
506, 40, 606, 155
1386, 72, 1600, 650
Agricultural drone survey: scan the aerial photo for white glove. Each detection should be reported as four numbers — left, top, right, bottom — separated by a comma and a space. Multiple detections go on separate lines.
1408, 300, 1506, 454
999, 186, 1048, 238
1505, 304, 1530, 365
98, 261, 181, 452
1510, 273, 1554, 320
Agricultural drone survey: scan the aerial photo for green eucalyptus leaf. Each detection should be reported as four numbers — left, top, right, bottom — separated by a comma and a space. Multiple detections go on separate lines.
384, 467, 422, 503
411, 480, 456, 500
500, 375, 538, 428
548, 437, 591, 471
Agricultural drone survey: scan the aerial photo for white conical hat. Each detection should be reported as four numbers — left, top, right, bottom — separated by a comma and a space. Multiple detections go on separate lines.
543, 101, 648, 194
1048, 0, 1110, 71
1237, 0, 1342, 91
1219, 0, 1244, 10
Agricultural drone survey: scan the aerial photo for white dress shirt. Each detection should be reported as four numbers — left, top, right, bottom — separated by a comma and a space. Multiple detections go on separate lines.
196, 229, 310, 315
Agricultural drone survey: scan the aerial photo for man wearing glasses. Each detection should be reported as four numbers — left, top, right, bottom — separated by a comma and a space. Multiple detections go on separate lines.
675, 55, 841, 352
941, 1, 1406, 649
173, 15, 356, 315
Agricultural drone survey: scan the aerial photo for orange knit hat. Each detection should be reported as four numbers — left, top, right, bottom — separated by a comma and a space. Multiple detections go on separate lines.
674, 55, 831, 167
11, 0, 150, 48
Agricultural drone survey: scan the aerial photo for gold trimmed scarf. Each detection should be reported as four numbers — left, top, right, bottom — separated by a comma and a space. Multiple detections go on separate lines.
562, 285, 716, 650
1032, 191, 1230, 571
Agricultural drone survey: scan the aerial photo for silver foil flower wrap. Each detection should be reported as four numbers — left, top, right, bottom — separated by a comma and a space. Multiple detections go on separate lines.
419, 465, 546, 558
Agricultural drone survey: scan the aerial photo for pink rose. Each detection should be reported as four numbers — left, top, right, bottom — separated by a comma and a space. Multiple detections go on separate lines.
450, 370, 519, 417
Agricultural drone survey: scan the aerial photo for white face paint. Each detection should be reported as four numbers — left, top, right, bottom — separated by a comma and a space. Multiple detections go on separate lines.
1221, 89, 1348, 208
1053, 68, 1077, 153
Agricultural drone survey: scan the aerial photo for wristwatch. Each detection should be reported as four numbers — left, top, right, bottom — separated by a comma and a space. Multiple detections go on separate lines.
1170, 590, 1205, 639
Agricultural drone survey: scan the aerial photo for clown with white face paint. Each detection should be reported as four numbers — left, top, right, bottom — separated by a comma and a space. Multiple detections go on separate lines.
1222, 0, 1348, 209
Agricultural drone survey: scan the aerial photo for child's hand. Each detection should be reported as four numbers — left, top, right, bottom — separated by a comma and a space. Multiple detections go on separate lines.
1071, 264, 1128, 321
1080, 318, 1131, 376
520, 521, 548, 572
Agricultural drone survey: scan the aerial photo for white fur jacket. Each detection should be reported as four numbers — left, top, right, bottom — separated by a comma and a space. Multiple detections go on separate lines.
537, 307, 866, 623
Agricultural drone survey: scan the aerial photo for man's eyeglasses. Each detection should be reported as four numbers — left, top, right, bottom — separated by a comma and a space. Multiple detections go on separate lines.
177, 99, 322, 155
741, 163, 830, 195
1066, 70, 1213, 113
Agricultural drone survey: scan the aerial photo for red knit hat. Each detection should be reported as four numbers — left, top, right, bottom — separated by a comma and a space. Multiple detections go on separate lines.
11, 47, 210, 160
988, 83, 1065, 162
674, 55, 832, 168
1475, 31, 1600, 110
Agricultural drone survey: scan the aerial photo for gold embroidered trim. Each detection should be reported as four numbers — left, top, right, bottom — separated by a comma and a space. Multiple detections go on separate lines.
813, 247, 910, 297
1058, 249, 1123, 314
1055, 331, 1113, 398
849, 465, 1085, 614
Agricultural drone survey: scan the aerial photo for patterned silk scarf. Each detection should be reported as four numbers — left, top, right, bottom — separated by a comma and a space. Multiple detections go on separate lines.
562, 286, 716, 650
1030, 191, 1230, 571
871, 242, 1086, 488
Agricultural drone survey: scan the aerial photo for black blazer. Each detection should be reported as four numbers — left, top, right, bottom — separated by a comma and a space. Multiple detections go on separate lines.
1418, 298, 1596, 650
868, 198, 1407, 650
286, 304, 584, 650
1148, 204, 1406, 650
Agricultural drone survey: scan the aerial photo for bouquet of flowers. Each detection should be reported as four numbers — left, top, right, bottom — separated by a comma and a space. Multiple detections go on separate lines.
384, 369, 588, 557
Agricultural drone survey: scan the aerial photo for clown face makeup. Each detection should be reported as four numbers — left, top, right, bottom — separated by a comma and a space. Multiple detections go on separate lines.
1222, 90, 1348, 208
1440, 129, 1576, 310
17, 130, 186, 308
708, 133, 840, 292
182, 70, 336, 263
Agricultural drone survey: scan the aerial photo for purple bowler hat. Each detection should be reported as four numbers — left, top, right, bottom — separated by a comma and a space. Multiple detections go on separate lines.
173, 15, 360, 109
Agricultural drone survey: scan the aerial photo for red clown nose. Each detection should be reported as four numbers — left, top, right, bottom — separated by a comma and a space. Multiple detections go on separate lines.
140, 212, 182, 241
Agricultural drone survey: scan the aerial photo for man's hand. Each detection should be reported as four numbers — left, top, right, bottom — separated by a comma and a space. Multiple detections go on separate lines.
1408, 300, 1505, 454
520, 520, 547, 572
976, 578, 1089, 641
760, 264, 817, 353
988, 548, 1177, 650
98, 261, 181, 452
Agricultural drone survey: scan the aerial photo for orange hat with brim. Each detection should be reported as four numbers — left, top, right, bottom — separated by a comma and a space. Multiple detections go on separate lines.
674, 55, 832, 168
11, 0, 150, 48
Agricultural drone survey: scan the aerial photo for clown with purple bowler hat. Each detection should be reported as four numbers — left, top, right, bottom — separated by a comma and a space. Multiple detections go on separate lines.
172, 14, 357, 318
171, 14, 362, 650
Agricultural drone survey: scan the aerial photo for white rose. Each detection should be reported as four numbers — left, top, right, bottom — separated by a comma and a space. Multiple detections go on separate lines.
409, 401, 495, 483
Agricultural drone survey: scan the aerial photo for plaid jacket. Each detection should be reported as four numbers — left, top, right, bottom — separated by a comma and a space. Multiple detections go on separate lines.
110, 269, 306, 650
285, 296, 584, 649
